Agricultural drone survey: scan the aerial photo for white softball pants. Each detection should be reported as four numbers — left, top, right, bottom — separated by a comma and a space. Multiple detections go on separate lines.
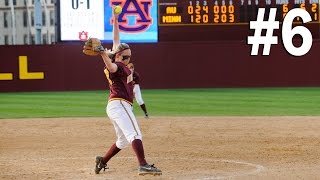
106, 100, 142, 149
133, 84, 144, 105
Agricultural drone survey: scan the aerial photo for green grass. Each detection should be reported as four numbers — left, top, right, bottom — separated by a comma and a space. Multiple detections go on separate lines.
1, 88, 320, 118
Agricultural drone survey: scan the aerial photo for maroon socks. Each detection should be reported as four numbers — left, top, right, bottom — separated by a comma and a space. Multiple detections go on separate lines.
132, 139, 147, 166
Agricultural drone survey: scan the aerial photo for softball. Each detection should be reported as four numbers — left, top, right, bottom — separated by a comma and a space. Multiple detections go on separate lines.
114, 5, 122, 15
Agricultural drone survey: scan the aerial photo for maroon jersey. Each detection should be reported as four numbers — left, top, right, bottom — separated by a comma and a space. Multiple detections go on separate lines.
104, 62, 134, 104
133, 71, 141, 85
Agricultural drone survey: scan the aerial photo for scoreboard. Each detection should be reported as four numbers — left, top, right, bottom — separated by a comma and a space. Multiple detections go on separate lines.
159, 0, 319, 25
58, 0, 320, 42
158, 0, 320, 41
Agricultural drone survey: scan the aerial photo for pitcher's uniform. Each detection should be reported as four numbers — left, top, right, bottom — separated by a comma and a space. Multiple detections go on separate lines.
104, 62, 142, 149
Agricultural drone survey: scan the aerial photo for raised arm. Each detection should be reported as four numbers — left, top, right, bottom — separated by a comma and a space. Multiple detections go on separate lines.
100, 6, 121, 73
112, 7, 120, 51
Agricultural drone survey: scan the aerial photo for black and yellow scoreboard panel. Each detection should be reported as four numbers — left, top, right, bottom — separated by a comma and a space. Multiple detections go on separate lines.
159, 0, 319, 25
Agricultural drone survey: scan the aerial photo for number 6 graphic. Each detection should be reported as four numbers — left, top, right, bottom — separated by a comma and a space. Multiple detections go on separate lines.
282, 8, 313, 57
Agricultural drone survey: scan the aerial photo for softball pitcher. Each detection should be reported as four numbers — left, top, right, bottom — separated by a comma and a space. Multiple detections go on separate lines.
127, 63, 149, 118
90, 7, 161, 176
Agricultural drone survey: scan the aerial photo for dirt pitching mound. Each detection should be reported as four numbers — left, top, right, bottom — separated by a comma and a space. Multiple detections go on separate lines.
1, 116, 320, 180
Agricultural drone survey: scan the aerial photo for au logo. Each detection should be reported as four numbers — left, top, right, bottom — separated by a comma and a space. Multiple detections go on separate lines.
79, 31, 89, 41
111, 0, 152, 32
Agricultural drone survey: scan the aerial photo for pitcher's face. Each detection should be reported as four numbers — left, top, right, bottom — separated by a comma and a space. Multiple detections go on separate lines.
116, 49, 131, 65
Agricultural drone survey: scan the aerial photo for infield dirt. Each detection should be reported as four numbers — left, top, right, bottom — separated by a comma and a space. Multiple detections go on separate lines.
1, 116, 320, 180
